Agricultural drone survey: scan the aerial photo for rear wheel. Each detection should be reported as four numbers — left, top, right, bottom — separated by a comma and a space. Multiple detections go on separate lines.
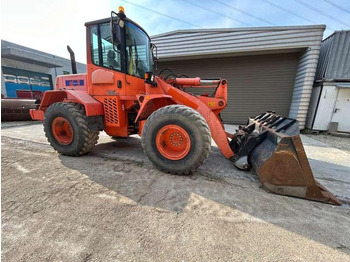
44, 103, 99, 156
141, 105, 211, 175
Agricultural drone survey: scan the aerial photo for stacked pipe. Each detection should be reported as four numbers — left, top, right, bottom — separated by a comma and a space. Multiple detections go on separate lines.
1, 98, 38, 121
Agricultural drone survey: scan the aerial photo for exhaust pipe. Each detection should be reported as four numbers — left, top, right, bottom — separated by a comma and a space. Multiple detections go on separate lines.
67, 45, 77, 74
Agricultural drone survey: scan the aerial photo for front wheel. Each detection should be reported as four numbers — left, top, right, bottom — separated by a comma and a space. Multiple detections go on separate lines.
44, 102, 99, 156
141, 105, 211, 175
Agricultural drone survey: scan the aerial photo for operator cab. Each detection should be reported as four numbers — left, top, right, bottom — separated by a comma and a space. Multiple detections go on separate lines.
85, 6, 155, 80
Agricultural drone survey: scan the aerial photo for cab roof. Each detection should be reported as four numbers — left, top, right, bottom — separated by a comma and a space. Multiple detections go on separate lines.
84, 16, 150, 39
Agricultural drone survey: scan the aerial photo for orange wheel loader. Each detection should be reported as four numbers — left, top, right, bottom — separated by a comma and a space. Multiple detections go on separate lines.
30, 7, 340, 205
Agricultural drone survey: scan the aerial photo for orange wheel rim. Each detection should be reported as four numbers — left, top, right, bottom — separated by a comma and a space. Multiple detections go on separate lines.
156, 124, 191, 160
52, 117, 73, 145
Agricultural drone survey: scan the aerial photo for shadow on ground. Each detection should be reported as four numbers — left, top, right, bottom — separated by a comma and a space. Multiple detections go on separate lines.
59, 137, 350, 254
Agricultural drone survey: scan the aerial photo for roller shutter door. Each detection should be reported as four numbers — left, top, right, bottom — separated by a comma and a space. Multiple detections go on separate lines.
157, 53, 299, 124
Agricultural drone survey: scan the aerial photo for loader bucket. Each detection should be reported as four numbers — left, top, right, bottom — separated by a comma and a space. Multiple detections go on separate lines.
235, 112, 341, 205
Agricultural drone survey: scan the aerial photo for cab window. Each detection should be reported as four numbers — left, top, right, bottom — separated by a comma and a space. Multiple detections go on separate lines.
90, 25, 99, 65
90, 23, 121, 71
125, 21, 152, 78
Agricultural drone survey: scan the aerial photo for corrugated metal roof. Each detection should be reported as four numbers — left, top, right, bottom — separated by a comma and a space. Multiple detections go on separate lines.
152, 25, 326, 38
315, 30, 350, 80
151, 25, 325, 61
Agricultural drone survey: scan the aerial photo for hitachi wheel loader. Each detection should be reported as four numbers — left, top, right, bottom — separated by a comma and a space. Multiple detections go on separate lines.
30, 7, 340, 205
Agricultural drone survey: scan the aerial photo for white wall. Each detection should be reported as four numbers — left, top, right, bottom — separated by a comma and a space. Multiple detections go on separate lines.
310, 83, 338, 131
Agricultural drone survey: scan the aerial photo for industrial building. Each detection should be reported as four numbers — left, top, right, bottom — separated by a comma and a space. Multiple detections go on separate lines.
307, 30, 350, 133
152, 25, 326, 127
1, 40, 86, 98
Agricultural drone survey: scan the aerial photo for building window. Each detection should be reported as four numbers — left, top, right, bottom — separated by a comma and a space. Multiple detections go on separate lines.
2, 66, 53, 98
63, 71, 70, 75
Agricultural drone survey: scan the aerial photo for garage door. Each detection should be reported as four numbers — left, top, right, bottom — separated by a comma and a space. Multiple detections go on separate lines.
157, 53, 299, 124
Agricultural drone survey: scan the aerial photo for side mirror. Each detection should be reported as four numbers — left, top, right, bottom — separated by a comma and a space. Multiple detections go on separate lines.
110, 11, 123, 47
150, 43, 158, 70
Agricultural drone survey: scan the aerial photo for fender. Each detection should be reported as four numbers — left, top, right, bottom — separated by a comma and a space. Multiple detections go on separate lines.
135, 94, 175, 122
156, 77, 235, 159
30, 90, 104, 121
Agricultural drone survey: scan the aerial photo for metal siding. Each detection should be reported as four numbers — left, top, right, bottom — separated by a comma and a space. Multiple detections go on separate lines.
306, 85, 322, 129
158, 53, 299, 124
326, 31, 350, 79
152, 28, 324, 60
288, 47, 322, 128
315, 30, 350, 80
315, 33, 334, 80
152, 25, 326, 39
154, 31, 322, 51
152, 26, 324, 128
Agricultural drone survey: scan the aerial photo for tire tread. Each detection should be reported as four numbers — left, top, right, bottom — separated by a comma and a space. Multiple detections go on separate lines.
141, 105, 211, 175
44, 102, 99, 156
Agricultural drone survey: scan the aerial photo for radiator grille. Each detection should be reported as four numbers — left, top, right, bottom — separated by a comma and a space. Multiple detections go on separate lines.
103, 98, 119, 125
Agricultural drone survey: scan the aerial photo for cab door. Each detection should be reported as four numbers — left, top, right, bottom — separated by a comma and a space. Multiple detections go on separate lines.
87, 22, 125, 96
86, 22, 128, 136
331, 88, 350, 132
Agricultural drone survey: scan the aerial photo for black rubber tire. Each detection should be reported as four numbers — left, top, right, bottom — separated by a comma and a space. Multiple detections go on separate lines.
141, 105, 211, 175
44, 102, 99, 156
110, 136, 128, 140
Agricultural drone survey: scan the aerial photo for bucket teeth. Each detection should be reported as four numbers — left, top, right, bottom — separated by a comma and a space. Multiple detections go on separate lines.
233, 112, 341, 205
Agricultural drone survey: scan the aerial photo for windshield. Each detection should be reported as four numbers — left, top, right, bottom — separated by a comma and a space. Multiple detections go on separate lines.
125, 21, 153, 78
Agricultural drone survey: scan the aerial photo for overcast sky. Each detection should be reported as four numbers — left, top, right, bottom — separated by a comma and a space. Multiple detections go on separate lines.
1, 0, 350, 63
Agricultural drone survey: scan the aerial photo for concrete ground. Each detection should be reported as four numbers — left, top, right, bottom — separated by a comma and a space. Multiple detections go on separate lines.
305, 133, 350, 154
2, 121, 350, 261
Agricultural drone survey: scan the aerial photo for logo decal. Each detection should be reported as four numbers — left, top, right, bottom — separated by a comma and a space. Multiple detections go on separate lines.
65, 80, 84, 86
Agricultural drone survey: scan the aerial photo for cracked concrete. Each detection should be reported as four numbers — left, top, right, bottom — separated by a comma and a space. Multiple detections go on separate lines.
2, 121, 350, 261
